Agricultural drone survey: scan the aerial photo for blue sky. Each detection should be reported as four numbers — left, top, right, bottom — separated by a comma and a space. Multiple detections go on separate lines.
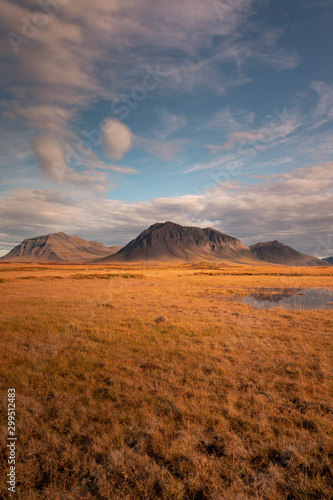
0, 0, 333, 256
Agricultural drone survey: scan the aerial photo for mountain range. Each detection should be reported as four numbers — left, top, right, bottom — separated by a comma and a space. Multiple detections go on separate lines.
1, 222, 329, 266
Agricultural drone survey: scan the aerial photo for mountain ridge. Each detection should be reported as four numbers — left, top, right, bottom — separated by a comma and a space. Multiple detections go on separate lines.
96, 222, 327, 266
1, 223, 329, 266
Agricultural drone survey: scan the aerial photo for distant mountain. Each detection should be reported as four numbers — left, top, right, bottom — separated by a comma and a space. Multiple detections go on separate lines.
0, 233, 121, 263
96, 221, 255, 263
250, 240, 326, 266
322, 257, 333, 265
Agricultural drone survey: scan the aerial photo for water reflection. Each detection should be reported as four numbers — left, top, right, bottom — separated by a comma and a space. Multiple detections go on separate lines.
242, 288, 333, 311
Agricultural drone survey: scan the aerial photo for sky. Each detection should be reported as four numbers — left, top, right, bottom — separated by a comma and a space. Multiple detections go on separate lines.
0, 0, 333, 257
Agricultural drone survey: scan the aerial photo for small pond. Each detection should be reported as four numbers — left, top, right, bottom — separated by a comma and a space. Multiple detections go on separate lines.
242, 288, 333, 311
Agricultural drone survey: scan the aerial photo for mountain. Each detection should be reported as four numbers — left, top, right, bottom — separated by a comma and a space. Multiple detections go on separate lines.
96, 221, 255, 263
0, 233, 121, 263
250, 240, 326, 266
322, 257, 333, 265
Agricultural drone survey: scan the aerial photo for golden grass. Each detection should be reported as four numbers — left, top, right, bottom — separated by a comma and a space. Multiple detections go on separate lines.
0, 263, 332, 499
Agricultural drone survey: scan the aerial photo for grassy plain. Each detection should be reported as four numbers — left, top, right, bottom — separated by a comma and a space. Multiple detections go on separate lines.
0, 263, 332, 499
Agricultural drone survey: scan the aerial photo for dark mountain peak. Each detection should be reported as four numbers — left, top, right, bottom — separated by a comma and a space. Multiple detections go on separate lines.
52, 232, 68, 237
147, 221, 183, 232
98, 221, 250, 263
251, 240, 284, 249
250, 240, 325, 266
143, 221, 240, 241
135, 221, 242, 248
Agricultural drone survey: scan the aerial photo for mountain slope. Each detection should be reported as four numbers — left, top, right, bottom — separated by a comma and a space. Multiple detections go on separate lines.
97, 221, 254, 263
250, 240, 326, 266
322, 257, 333, 265
0, 233, 120, 263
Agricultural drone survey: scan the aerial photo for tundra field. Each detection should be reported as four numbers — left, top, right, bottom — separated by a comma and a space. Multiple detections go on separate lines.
0, 263, 332, 499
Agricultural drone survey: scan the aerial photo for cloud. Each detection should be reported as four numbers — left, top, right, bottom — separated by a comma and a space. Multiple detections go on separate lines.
19, 105, 75, 135
204, 108, 256, 131
222, 112, 302, 150
184, 152, 244, 173
1, 0, 299, 117
31, 136, 67, 182
155, 109, 188, 139
311, 81, 333, 127
31, 135, 108, 191
198, 81, 333, 179
192, 104, 307, 173
205, 145, 225, 155
255, 48, 301, 70
137, 137, 181, 161
201, 105, 303, 161
1, 0, 249, 108
1, 1, 99, 106
102, 119, 133, 159
100, 165, 140, 174
1, 162, 332, 256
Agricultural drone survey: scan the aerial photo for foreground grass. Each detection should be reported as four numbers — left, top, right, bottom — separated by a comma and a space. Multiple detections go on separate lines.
0, 263, 332, 499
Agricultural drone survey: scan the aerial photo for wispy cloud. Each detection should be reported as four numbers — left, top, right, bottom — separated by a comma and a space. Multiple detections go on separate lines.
18, 105, 75, 136
100, 165, 140, 175
136, 137, 183, 161
193, 81, 333, 174
31, 136, 108, 192
221, 111, 302, 151
154, 109, 188, 139
204, 107, 256, 132
310, 81, 333, 128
